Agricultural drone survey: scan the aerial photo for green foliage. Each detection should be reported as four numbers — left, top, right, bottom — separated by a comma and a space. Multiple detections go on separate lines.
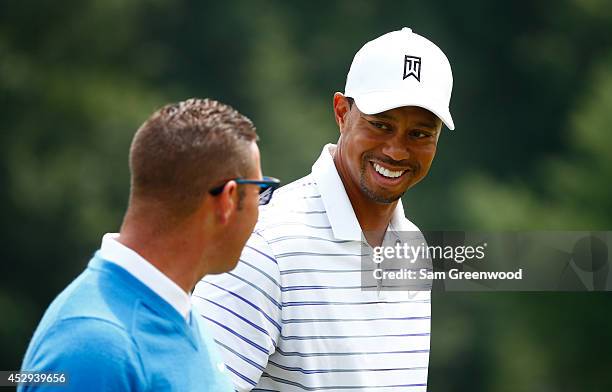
457, 52, 612, 230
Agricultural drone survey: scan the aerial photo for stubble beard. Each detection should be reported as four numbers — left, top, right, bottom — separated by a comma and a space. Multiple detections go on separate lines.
358, 160, 405, 204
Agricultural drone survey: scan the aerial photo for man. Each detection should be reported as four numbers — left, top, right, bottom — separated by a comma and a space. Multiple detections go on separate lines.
192, 28, 454, 391
20, 98, 280, 391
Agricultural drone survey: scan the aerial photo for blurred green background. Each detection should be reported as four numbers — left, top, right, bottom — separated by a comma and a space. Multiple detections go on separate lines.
1, 0, 611, 390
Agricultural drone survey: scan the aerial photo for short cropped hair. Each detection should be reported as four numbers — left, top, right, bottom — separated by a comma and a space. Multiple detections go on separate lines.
129, 98, 258, 217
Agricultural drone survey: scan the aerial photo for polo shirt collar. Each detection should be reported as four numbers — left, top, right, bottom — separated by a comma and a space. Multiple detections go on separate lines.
311, 144, 409, 241
99, 233, 191, 321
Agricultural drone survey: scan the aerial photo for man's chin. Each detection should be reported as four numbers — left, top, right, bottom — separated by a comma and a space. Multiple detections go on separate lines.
359, 182, 404, 204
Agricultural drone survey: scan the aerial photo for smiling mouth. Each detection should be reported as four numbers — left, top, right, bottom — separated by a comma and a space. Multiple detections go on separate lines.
370, 161, 409, 179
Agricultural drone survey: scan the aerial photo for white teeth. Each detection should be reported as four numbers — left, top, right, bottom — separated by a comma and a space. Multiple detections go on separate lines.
373, 162, 405, 178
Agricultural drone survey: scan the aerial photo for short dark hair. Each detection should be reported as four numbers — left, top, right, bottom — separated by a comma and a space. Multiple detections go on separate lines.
129, 98, 258, 217
346, 97, 354, 109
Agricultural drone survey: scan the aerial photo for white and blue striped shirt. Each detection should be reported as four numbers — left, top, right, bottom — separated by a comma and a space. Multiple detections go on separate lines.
192, 144, 431, 391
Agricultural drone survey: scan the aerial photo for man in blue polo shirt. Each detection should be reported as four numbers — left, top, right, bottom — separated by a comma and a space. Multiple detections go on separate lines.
19, 98, 280, 391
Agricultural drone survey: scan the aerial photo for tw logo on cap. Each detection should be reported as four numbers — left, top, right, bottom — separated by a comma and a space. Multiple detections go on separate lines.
403, 55, 421, 81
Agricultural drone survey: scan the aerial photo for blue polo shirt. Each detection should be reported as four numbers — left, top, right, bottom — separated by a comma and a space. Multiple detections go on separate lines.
20, 255, 234, 391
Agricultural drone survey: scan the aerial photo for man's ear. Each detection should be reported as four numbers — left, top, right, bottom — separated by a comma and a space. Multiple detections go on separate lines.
333, 92, 351, 133
215, 181, 238, 224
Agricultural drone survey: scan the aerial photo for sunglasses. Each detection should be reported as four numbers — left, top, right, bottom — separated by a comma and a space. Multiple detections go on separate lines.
209, 176, 281, 205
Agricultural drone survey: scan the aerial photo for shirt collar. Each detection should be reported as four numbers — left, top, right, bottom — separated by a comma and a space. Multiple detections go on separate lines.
311, 144, 412, 241
99, 233, 191, 321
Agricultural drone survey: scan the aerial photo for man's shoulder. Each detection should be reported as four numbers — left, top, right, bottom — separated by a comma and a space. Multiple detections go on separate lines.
255, 175, 327, 228
256, 174, 328, 233
21, 265, 150, 389
21, 316, 145, 391
263, 174, 320, 207
36, 316, 134, 348
23, 316, 138, 372
38, 263, 143, 336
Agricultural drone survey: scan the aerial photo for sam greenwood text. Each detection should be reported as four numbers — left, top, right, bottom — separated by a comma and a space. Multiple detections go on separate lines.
373, 268, 524, 280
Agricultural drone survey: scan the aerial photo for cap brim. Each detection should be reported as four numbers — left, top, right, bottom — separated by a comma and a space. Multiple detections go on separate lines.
350, 91, 455, 130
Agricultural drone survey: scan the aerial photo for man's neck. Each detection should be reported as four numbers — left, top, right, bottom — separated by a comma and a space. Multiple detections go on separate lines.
332, 148, 397, 246
349, 192, 397, 247
117, 217, 205, 294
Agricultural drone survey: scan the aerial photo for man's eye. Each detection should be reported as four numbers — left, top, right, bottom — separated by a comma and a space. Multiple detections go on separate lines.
411, 130, 432, 138
369, 121, 390, 130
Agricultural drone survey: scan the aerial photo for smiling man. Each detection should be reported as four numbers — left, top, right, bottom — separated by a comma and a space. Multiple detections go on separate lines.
335, 99, 444, 247
192, 28, 454, 391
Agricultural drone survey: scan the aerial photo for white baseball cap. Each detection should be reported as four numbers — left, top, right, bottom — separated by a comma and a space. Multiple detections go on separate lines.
344, 27, 455, 130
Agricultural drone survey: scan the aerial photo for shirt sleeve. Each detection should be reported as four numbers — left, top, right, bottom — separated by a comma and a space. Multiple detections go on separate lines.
192, 232, 282, 391
19, 318, 146, 392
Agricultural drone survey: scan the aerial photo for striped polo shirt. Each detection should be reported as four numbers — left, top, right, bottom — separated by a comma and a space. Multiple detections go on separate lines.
192, 144, 431, 391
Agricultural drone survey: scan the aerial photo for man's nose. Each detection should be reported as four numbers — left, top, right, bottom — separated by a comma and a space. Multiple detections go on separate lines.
381, 138, 410, 162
